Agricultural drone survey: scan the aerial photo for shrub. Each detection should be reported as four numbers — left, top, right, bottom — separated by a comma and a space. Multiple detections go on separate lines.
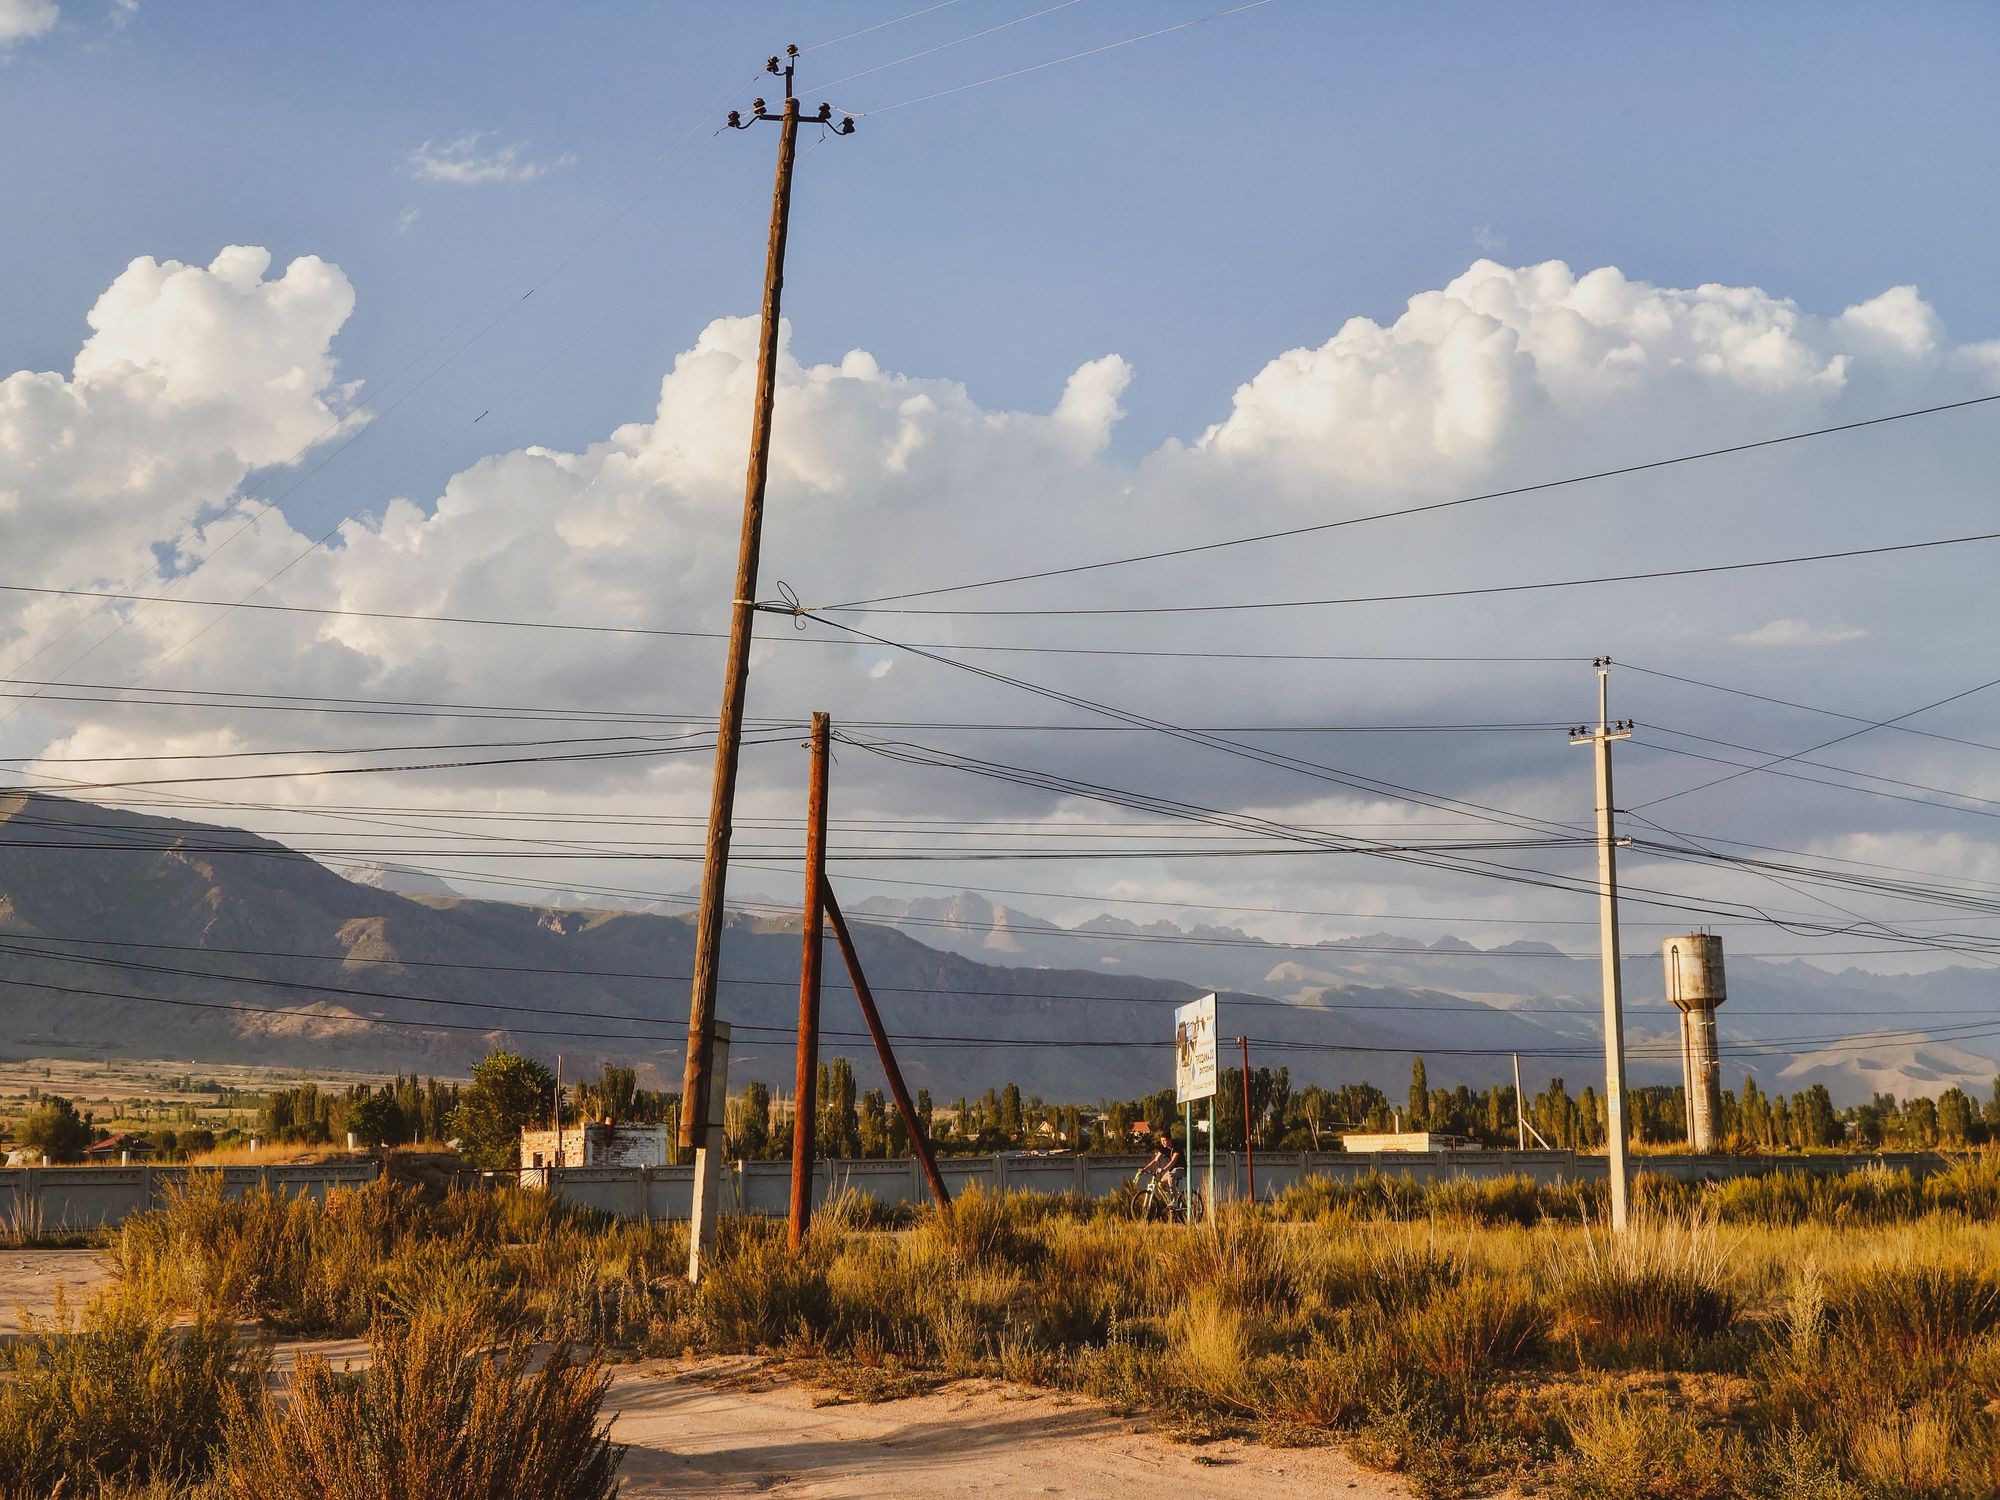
919, 1185, 1041, 1269
698, 1221, 834, 1349
0, 1289, 258, 1498
1829, 1259, 2000, 1366
213, 1301, 621, 1499
1556, 1393, 1753, 1499
1395, 1274, 1545, 1401
1549, 1211, 1738, 1362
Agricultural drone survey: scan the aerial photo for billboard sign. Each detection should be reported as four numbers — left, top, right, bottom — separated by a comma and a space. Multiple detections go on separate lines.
1174, 993, 1218, 1104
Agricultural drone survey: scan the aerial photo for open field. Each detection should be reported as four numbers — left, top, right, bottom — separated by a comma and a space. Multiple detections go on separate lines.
0, 1055, 402, 1146
6, 1162, 2000, 1496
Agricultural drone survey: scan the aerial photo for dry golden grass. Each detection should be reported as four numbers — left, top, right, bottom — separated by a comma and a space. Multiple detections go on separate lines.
12, 1162, 2000, 1497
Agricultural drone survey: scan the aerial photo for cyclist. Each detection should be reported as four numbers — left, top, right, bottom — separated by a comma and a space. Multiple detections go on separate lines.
1137, 1129, 1182, 1213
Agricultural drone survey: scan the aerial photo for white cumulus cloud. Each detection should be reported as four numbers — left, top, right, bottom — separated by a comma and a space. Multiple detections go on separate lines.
5, 251, 1999, 972
408, 132, 573, 185
1732, 619, 1869, 648
0, 0, 57, 49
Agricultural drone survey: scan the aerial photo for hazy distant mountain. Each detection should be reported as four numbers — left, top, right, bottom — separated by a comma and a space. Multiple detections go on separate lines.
0, 792, 1989, 1103
341, 863, 464, 899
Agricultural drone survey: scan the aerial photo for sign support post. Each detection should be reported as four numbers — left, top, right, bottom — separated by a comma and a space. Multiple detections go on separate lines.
1173, 993, 1218, 1229
1182, 1102, 1193, 1226
1206, 1098, 1215, 1224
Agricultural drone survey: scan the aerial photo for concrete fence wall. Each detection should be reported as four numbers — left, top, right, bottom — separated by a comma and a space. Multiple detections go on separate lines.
5, 1150, 1946, 1233
543, 1149, 1957, 1223
0, 1163, 381, 1233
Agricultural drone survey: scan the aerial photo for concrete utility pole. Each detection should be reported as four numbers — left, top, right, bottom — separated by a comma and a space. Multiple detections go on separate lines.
1238, 1035, 1255, 1203
1512, 1051, 1526, 1151
1570, 658, 1634, 1232
679, 49, 853, 1283
790, 713, 831, 1250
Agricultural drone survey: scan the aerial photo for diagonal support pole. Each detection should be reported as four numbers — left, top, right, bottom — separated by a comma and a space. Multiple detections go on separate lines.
822, 884, 952, 1214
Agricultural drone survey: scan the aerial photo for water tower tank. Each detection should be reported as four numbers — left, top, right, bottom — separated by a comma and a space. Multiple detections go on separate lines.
1662, 934, 1727, 1152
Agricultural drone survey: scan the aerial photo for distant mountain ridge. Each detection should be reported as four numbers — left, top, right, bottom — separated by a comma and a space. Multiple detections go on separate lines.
0, 792, 1988, 1102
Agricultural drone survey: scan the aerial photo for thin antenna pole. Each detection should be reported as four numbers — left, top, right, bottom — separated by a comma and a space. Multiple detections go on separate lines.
789, 713, 830, 1249
1572, 658, 1633, 1231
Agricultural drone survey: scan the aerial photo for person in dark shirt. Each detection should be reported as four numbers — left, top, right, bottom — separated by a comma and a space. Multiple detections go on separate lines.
1138, 1129, 1182, 1207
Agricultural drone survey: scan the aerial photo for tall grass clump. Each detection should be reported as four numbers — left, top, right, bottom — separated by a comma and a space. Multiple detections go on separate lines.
1831, 1257, 2000, 1366
1548, 1209, 1738, 1364
213, 1299, 622, 1500
111, 1173, 420, 1335
697, 1218, 834, 1350
0, 1288, 260, 1499
1556, 1393, 1754, 1499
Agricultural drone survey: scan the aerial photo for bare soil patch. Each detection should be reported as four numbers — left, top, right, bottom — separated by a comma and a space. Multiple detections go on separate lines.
609, 1354, 1407, 1499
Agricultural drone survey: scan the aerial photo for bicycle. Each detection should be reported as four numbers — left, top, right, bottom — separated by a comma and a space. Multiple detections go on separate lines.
1126, 1168, 1203, 1223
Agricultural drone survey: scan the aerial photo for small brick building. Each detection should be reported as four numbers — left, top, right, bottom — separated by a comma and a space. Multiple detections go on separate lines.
518, 1122, 670, 1184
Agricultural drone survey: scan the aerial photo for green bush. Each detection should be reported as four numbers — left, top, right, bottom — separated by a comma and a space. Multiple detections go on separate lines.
0, 1289, 258, 1498
214, 1301, 621, 1499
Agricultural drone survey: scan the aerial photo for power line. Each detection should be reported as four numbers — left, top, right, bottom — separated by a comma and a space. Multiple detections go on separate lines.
816, 525, 2000, 617
820, 391, 2000, 609
850, 0, 1278, 114
7, 963, 1994, 1064
1632, 669, 2000, 812
801, 0, 969, 54
1623, 662, 2000, 759
816, 0, 1090, 91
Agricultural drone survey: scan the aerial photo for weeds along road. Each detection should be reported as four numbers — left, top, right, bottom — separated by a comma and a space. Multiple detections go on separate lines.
0, 1251, 1409, 1498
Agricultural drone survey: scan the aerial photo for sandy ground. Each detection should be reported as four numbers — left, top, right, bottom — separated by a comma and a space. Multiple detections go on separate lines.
3, 1252, 1408, 1497
610, 1356, 1407, 1498
1, 1248, 111, 1324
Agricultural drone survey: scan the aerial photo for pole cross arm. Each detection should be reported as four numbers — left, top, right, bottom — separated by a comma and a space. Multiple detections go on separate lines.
726, 44, 857, 135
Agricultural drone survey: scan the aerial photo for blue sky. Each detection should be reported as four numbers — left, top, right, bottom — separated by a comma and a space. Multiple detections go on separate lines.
5, 0, 1997, 539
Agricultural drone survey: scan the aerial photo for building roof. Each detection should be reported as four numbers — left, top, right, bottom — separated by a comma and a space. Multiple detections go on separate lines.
84, 1133, 155, 1156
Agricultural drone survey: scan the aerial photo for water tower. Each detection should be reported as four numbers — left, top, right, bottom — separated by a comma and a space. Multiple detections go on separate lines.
1662, 933, 1726, 1151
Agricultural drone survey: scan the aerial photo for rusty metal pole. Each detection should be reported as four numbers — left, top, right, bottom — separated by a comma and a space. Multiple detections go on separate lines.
788, 713, 830, 1249
822, 885, 951, 1213
1238, 1035, 1254, 1203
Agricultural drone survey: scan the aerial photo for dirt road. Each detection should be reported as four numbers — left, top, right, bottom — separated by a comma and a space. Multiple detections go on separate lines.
1, 1248, 110, 1324
3, 1252, 1407, 1497
609, 1356, 1404, 1499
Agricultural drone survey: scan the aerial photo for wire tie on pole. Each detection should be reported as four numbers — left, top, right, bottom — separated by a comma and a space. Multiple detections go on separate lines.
775, 581, 810, 630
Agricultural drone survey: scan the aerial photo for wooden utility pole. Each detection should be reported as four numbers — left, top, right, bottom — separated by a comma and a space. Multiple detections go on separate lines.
789, 713, 831, 1249
1512, 1051, 1526, 1151
679, 50, 852, 1283
823, 886, 952, 1213
1237, 1035, 1255, 1203
1571, 659, 1634, 1232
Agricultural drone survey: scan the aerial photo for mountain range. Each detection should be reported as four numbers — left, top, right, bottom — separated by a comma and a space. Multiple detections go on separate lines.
0, 792, 1989, 1103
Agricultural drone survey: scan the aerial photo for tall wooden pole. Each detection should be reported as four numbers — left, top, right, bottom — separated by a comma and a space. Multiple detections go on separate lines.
822, 886, 952, 1213
681, 90, 801, 1161
789, 713, 830, 1249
